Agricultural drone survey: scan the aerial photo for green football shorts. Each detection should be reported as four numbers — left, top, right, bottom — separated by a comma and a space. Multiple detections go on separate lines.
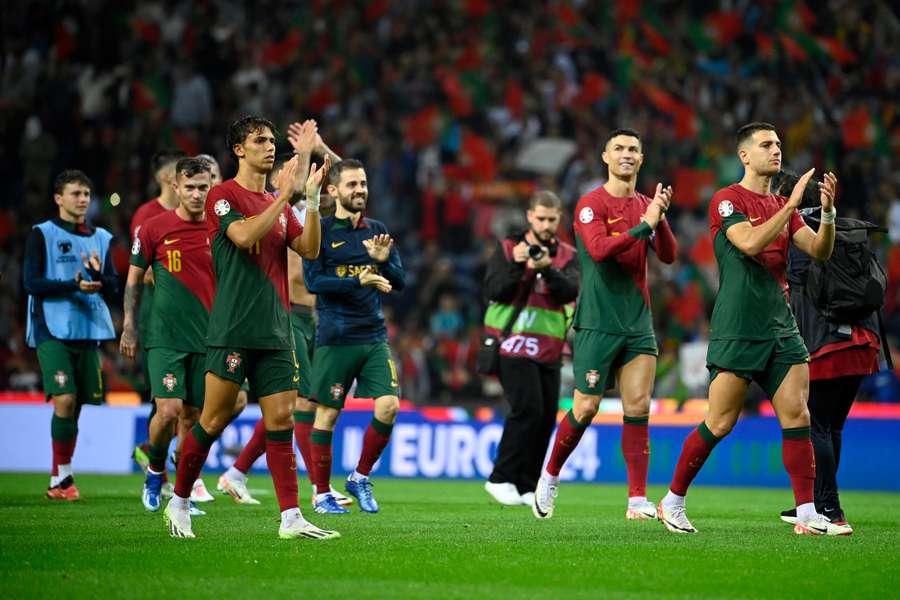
290, 306, 316, 398
206, 346, 298, 399
311, 342, 399, 409
707, 334, 810, 398
573, 329, 658, 394
147, 347, 206, 408
37, 339, 104, 405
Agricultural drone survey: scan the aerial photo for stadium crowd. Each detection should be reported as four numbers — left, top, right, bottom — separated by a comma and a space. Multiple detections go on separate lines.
2, 0, 899, 404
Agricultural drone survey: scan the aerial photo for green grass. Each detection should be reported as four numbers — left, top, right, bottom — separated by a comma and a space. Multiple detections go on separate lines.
1, 474, 898, 599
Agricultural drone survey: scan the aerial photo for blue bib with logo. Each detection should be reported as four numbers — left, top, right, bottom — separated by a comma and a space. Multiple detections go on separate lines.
26, 221, 115, 346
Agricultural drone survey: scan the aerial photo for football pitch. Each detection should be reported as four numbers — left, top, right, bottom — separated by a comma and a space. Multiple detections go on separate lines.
1, 474, 897, 599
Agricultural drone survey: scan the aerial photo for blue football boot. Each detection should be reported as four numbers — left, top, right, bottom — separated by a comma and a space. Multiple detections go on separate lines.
314, 493, 350, 514
345, 476, 379, 513
142, 471, 163, 512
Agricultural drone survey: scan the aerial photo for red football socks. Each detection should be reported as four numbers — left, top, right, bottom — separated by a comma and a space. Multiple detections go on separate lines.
265, 429, 298, 512
622, 416, 650, 498
233, 418, 266, 474
782, 427, 815, 505
669, 422, 720, 496
174, 424, 215, 498
356, 417, 393, 476
546, 411, 589, 477
293, 411, 315, 482
310, 428, 333, 495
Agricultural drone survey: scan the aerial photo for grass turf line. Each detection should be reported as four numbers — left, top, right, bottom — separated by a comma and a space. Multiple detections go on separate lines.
1, 474, 897, 599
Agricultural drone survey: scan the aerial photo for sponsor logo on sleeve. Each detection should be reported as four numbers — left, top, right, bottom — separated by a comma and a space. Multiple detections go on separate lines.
214, 199, 231, 216
579, 207, 594, 224
717, 200, 734, 217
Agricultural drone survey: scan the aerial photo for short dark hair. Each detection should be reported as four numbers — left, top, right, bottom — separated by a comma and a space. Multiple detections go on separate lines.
271, 153, 295, 177
227, 115, 277, 155
328, 158, 365, 186
175, 157, 212, 180
529, 190, 562, 210
152, 149, 187, 174
53, 170, 93, 195
736, 122, 777, 147
195, 153, 219, 170
605, 128, 642, 148
771, 170, 818, 208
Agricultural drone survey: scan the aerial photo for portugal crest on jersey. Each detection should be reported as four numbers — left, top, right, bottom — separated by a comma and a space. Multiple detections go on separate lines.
54, 371, 68, 388
330, 383, 344, 402
225, 352, 242, 373
162, 373, 177, 392
585, 369, 600, 389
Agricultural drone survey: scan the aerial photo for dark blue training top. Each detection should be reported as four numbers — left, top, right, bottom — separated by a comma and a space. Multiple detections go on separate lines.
303, 215, 405, 346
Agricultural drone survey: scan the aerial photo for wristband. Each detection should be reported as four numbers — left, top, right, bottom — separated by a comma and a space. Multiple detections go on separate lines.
306, 192, 320, 212
820, 207, 836, 225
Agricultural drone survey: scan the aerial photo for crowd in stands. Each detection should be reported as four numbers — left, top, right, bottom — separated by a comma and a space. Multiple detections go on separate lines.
2, 1, 899, 404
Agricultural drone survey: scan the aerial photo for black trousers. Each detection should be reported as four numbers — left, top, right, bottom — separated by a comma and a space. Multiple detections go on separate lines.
489, 356, 560, 494
808, 375, 864, 512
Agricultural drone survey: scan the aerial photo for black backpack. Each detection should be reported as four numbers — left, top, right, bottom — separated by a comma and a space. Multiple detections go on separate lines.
802, 213, 887, 324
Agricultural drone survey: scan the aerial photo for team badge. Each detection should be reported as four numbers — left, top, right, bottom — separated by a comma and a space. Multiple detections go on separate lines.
279, 213, 287, 231
585, 369, 600, 389
225, 352, 242, 373
57, 240, 72, 254
131, 237, 141, 255
214, 199, 231, 216
718, 200, 734, 217
336, 265, 347, 277
579, 207, 594, 224
162, 373, 177, 392
330, 383, 344, 402
54, 371, 68, 387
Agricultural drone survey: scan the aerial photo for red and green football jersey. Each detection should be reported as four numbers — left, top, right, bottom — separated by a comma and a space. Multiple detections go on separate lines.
572, 186, 678, 335
708, 184, 807, 340
205, 179, 303, 349
130, 210, 214, 353
130, 197, 171, 335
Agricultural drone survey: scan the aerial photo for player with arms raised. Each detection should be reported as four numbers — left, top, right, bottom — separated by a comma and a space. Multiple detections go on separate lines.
120, 157, 215, 513
658, 122, 838, 536
163, 116, 337, 541
533, 128, 677, 520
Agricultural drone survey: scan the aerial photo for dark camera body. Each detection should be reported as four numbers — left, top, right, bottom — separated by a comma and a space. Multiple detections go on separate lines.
527, 241, 558, 261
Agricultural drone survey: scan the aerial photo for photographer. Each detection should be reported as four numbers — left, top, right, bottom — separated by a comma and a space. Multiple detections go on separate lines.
777, 170, 884, 535
482, 191, 579, 506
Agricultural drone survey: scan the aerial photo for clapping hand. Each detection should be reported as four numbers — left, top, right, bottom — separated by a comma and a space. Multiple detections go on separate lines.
819, 171, 837, 212
287, 120, 318, 156
363, 233, 393, 262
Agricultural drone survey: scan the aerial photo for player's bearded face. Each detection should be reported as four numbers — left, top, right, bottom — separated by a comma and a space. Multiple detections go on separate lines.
603, 135, 643, 180
176, 173, 211, 217
743, 130, 782, 176
332, 168, 368, 213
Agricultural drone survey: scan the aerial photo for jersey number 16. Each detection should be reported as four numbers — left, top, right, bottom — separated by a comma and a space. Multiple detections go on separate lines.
166, 250, 182, 272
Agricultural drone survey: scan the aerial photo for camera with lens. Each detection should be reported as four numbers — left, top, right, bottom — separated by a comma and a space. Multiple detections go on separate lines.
527, 241, 558, 261
528, 244, 546, 260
